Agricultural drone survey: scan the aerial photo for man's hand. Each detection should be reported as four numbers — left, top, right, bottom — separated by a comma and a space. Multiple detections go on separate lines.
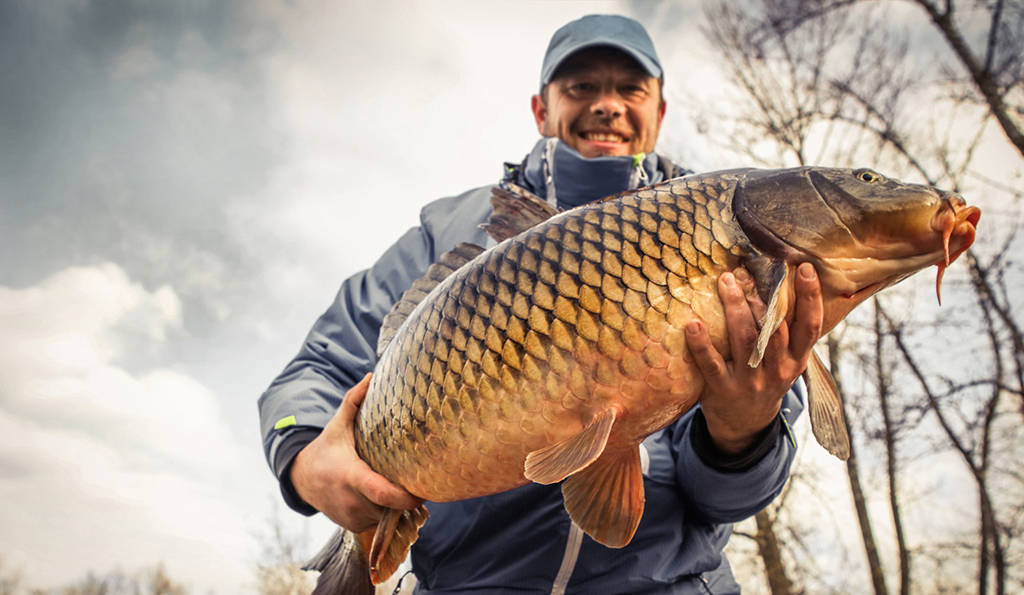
290, 373, 424, 533
686, 263, 823, 455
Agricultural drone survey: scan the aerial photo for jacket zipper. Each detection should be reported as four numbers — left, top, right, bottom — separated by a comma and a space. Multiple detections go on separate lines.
550, 521, 584, 595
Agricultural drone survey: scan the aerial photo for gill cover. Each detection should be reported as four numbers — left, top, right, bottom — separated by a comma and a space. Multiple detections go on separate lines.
734, 167, 865, 265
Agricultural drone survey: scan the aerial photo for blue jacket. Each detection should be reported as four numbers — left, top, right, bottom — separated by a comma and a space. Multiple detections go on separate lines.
258, 140, 804, 594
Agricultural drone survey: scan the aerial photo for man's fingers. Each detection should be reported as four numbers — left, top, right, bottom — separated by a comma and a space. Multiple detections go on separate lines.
719, 272, 760, 360
788, 263, 824, 359
686, 320, 728, 380
322, 489, 385, 533
341, 373, 424, 510
353, 467, 425, 511
346, 373, 373, 408
734, 267, 768, 321
334, 373, 373, 432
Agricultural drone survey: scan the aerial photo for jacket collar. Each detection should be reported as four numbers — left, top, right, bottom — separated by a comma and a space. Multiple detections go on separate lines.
517, 138, 665, 210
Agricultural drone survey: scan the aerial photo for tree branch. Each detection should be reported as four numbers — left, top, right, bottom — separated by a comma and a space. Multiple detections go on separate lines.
909, 0, 1024, 156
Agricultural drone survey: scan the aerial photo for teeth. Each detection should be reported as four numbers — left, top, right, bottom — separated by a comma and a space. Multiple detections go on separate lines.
585, 132, 625, 142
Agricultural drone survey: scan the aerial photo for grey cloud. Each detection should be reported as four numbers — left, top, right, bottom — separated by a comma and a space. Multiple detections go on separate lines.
0, 0, 282, 342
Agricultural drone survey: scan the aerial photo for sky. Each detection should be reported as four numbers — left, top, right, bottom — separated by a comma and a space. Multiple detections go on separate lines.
0, 1, 708, 592
0, 1, 1020, 593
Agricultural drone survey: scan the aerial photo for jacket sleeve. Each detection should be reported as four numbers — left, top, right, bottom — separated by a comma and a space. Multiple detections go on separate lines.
257, 225, 437, 511
672, 379, 806, 524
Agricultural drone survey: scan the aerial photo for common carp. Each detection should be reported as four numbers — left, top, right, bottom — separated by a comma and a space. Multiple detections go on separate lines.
306, 167, 980, 593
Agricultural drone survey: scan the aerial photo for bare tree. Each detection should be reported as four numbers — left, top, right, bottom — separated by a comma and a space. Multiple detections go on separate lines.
253, 508, 315, 595
908, 0, 1024, 157
0, 556, 24, 595
873, 299, 911, 595
830, 331, 889, 595
16, 564, 189, 595
688, 0, 1024, 593
754, 508, 799, 595
747, 0, 1024, 158
143, 565, 185, 595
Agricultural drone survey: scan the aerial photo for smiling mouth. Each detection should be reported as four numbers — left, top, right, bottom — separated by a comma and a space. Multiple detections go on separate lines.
581, 131, 628, 143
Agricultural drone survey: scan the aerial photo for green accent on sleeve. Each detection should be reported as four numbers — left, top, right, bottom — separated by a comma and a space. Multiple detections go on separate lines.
781, 417, 797, 449
274, 415, 297, 430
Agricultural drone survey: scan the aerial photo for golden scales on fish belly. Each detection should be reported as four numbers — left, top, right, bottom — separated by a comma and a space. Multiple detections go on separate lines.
306, 166, 981, 593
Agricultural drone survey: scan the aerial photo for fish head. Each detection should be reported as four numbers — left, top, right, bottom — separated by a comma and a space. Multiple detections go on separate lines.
734, 167, 981, 332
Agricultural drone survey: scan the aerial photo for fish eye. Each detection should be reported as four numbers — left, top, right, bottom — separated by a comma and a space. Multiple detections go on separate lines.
856, 169, 883, 183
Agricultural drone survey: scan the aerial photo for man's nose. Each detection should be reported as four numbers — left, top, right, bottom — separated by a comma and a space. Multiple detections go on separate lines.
591, 91, 625, 119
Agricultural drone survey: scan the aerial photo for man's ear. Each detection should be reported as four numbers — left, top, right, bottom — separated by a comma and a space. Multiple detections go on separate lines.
531, 94, 547, 135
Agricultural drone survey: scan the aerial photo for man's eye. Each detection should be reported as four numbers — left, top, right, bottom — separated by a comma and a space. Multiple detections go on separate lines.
570, 83, 596, 93
621, 85, 645, 95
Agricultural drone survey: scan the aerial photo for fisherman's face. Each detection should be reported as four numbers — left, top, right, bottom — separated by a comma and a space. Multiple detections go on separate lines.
532, 48, 665, 159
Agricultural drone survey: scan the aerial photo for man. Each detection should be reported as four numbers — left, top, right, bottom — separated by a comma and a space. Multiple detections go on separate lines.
259, 14, 823, 594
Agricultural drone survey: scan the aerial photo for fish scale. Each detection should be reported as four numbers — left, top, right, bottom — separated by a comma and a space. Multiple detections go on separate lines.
356, 173, 747, 502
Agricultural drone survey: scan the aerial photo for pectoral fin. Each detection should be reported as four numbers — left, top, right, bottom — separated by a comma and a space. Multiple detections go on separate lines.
744, 257, 790, 368
525, 408, 616, 485
803, 349, 851, 460
561, 448, 645, 548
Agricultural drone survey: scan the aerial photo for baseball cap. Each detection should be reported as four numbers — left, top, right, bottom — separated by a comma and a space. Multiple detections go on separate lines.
540, 15, 662, 90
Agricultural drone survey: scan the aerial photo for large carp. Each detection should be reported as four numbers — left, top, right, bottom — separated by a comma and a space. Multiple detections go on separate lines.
307, 167, 980, 593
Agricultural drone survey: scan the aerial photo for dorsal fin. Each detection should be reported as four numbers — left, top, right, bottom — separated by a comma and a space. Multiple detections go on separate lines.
377, 242, 485, 356
480, 183, 560, 242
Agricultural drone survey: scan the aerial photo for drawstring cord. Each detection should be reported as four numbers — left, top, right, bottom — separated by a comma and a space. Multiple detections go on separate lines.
543, 137, 559, 208
629, 152, 649, 189
391, 569, 415, 595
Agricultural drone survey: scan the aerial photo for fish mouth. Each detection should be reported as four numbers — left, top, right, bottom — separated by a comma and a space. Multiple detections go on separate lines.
932, 195, 981, 266
931, 196, 981, 303
822, 196, 980, 303
835, 197, 978, 304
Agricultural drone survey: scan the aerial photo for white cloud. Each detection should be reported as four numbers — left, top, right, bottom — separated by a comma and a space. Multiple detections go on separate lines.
0, 264, 254, 591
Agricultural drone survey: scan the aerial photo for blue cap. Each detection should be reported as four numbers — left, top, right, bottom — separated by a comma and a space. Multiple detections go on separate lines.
540, 15, 662, 90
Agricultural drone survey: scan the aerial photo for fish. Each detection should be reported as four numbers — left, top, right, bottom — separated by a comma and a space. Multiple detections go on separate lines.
304, 166, 981, 593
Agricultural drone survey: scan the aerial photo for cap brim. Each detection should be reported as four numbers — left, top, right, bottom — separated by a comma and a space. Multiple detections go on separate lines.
541, 40, 662, 88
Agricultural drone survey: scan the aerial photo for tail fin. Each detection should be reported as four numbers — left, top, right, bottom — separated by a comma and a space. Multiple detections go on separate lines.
304, 505, 430, 593
303, 529, 374, 595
